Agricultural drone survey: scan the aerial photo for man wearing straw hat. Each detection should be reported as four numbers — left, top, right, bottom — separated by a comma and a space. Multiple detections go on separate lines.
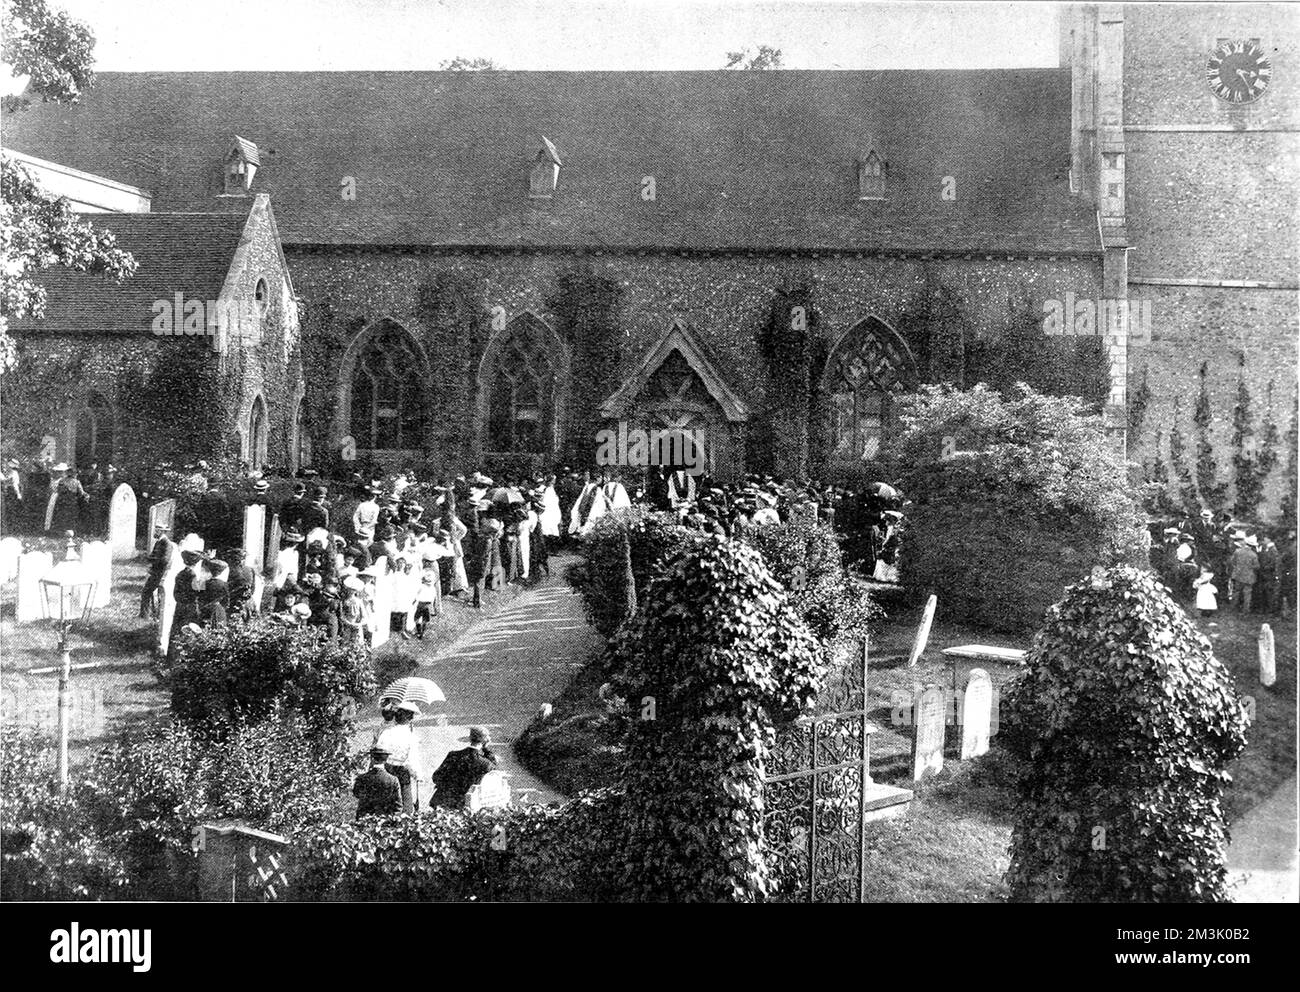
430, 727, 498, 810
1228, 534, 1260, 613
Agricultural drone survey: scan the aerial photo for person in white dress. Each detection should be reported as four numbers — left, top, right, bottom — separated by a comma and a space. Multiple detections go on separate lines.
374, 701, 424, 813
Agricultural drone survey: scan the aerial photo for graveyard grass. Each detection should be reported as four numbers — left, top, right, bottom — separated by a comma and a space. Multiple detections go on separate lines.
0, 552, 533, 771
519, 594, 1297, 902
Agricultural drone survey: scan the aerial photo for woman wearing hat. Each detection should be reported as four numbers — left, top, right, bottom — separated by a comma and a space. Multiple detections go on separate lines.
173, 534, 207, 629
339, 574, 368, 645
375, 701, 424, 813
0, 457, 22, 534
46, 463, 87, 535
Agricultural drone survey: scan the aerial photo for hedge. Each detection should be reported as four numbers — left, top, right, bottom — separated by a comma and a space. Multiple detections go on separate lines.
1001, 565, 1250, 902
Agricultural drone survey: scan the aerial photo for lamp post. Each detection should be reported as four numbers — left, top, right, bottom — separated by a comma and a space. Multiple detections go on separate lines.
38, 532, 98, 794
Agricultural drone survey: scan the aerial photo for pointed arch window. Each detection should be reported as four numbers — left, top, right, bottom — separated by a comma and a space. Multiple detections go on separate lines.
825, 318, 916, 464
484, 316, 559, 454
349, 323, 429, 452
72, 391, 115, 469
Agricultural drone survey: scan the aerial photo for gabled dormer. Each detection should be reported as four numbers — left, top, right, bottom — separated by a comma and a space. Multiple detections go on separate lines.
223, 136, 260, 194
529, 136, 561, 199
856, 147, 887, 201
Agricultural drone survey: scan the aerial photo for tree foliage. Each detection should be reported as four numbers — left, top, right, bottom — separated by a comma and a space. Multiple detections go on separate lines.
1, 0, 94, 111
724, 45, 784, 69
891, 383, 1145, 631
1001, 566, 1249, 902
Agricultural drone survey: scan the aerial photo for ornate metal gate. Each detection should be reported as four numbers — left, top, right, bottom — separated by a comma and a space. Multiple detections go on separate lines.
762, 643, 873, 903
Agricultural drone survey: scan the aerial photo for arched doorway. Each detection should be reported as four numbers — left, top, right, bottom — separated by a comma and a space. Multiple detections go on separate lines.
822, 317, 918, 466
343, 320, 431, 460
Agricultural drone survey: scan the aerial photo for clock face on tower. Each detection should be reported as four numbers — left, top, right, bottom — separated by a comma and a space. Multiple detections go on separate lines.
1206, 38, 1272, 102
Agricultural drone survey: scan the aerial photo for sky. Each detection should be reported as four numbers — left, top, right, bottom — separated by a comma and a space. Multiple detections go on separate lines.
44, 0, 1062, 71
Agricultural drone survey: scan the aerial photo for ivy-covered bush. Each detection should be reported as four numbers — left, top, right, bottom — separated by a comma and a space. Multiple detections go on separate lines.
891, 383, 1146, 632
606, 537, 824, 901
159, 618, 375, 740
567, 506, 702, 639
293, 789, 626, 902
1, 715, 353, 901
1000, 566, 1249, 903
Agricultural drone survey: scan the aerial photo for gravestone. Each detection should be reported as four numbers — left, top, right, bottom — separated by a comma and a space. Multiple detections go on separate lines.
156, 553, 185, 655
108, 484, 138, 560
0, 536, 21, 583
147, 498, 177, 542
1258, 624, 1276, 688
960, 668, 993, 760
265, 515, 282, 575
243, 504, 267, 574
80, 540, 112, 609
16, 550, 54, 622
907, 594, 938, 667
249, 573, 265, 614
911, 684, 946, 782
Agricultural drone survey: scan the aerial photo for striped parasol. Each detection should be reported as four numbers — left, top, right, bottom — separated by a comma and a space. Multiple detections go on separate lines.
379, 676, 446, 706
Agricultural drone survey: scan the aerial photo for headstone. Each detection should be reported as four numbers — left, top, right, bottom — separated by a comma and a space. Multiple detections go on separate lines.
1259, 623, 1276, 687
907, 594, 938, 667
265, 515, 282, 576
80, 541, 112, 609
16, 550, 54, 622
249, 573, 265, 614
156, 552, 185, 655
960, 668, 993, 760
0, 536, 21, 583
911, 684, 946, 782
147, 498, 177, 543
243, 504, 267, 574
108, 484, 138, 560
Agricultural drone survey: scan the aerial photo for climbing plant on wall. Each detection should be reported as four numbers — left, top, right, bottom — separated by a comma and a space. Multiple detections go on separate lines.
1280, 393, 1298, 530
758, 277, 818, 481
414, 270, 488, 472
1193, 362, 1230, 511
548, 262, 624, 467
1128, 366, 1152, 437
1168, 396, 1199, 512
299, 299, 361, 476
1230, 364, 1280, 520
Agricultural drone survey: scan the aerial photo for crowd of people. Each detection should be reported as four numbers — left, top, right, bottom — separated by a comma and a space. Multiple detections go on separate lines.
0, 457, 123, 537
1147, 509, 1297, 620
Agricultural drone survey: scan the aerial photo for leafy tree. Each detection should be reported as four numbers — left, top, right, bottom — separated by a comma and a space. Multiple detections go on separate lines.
1002, 566, 1249, 902
890, 383, 1146, 631
724, 45, 783, 69
0, 0, 135, 373
439, 56, 501, 70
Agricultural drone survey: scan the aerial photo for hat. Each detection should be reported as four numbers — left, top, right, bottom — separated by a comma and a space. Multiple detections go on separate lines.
1163, 527, 1180, 536
252, 479, 270, 493
292, 482, 307, 495
395, 701, 421, 715
178, 533, 205, 556
290, 602, 312, 619
469, 472, 494, 487
5, 458, 18, 469
52, 462, 69, 472
342, 575, 365, 592
369, 746, 390, 760
1200, 509, 1214, 518
313, 486, 328, 499
283, 527, 305, 544
1245, 535, 1259, 548
465, 726, 491, 744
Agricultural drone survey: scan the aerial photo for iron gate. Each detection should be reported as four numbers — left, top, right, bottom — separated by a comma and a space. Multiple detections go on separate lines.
762, 643, 872, 903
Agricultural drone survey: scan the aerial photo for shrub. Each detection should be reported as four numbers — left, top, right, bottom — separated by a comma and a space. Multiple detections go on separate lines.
891, 383, 1146, 632
1001, 565, 1249, 902
160, 618, 375, 740
293, 789, 627, 902
607, 537, 824, 901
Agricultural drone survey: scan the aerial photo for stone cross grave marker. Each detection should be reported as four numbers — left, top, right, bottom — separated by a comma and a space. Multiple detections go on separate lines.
1259, 624, 1276, 688
81, 540, 112, 609
0, 536, 21, 584
960, 668, 993, 760
16, 550, 54, 622
907, 594, 938, 667
147, 498, 177, 543
243, 504, 266, 575
108, 484, 138, 560
911, 683, 946, 782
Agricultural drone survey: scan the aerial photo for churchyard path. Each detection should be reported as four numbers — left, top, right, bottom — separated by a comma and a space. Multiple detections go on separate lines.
1227, 774, 1299, 903
357, 557, 599, 807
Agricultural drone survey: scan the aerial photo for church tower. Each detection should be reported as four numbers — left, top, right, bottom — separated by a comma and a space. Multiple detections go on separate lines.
1063, 3, 1300, 514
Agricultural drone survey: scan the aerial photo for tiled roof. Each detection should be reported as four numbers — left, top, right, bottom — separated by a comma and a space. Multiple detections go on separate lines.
2, 70, 1099, 254
8, 210, 249, 335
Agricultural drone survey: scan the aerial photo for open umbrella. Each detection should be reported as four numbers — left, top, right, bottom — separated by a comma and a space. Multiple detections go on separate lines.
380, 676, 446, 706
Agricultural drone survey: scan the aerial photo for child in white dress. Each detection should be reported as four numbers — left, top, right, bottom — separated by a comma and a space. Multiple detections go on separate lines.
1193, 566, 1218, 620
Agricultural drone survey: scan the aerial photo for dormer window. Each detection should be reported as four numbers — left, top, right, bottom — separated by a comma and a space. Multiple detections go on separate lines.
857, 149, 886, 201
224, 136, 260, 194
529, 136, 561, 199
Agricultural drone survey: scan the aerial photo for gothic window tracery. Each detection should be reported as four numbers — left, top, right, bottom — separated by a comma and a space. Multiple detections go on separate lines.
485, 317, 558, 454
349, 323, 428, 452
825, 319, 915, 463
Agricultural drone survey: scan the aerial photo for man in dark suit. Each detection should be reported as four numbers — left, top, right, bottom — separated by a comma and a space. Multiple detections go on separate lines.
279, 481, 309, 535
140, 524, 176, 619
300, 486, 330, 534
353, 747, 403, 818
430, 727, 497, 809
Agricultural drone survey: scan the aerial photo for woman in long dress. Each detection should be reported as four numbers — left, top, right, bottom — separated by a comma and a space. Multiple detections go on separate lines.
47, 465, 87, 535
442, 493, 469, 595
